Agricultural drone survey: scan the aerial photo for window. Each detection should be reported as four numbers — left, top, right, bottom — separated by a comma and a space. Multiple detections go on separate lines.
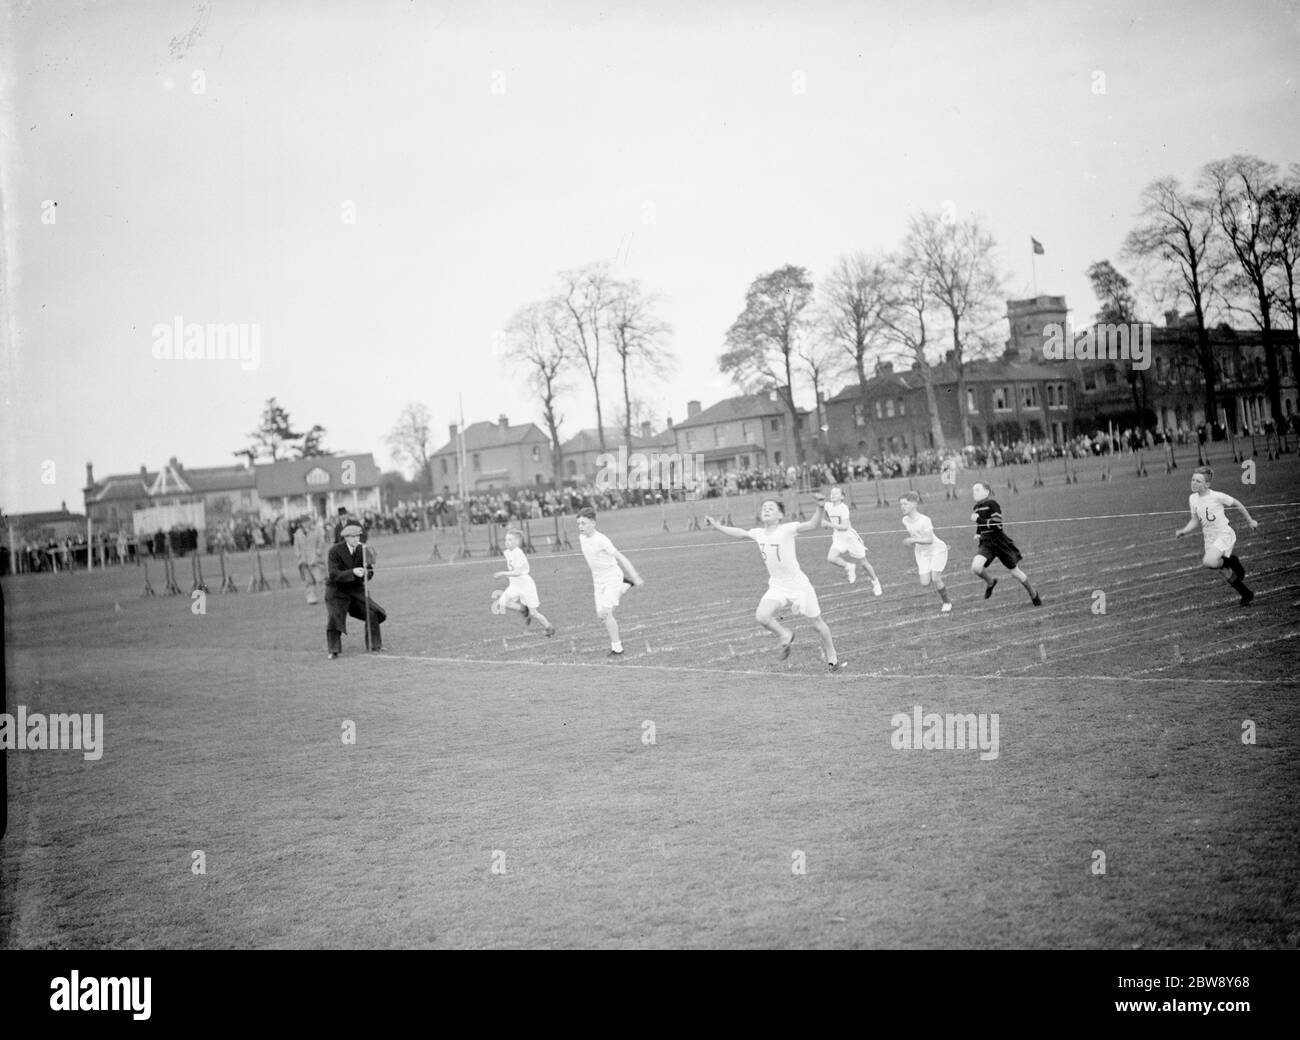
440, 458, 448, 475
967, 388, 978, 415
566, 459, 577, 477
1083, 370, 1098, 390
742, 422, 756, 443
853, 405, 866, 428
875, 401, 883, 420
770, 418, 780, 432
472, 453, 481, 472
1020, 385, 1038, 409
896, 398, 905, 417
885, 399, 896, 417
685, 432, 695, 450
993, 386, 1011, 411
714, 425, 726, 447
1046, 383, 1067, 409
531, 445, 541, 462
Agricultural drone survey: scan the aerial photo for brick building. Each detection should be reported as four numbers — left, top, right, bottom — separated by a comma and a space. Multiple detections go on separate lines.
429, 415, 553, 492
668, 394, 810, 475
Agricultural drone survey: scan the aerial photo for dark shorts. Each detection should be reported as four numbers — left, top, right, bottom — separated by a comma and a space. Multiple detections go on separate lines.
975, 533, 1022, 569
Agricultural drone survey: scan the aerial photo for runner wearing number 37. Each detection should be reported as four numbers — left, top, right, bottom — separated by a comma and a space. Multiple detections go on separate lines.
706, 496, 846, 673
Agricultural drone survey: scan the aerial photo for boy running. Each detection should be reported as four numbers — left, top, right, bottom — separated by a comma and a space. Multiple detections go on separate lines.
821, 485, 882, 594
1175, 466, 1258, 605
492, 527, 556, 636
970, 480, 1042, 606
706, 496, 846, 672
900, 492, 952, 613
576, 507, 643, 658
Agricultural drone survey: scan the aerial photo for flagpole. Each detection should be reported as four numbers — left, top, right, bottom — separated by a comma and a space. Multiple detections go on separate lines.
1031, 241, 1038, 298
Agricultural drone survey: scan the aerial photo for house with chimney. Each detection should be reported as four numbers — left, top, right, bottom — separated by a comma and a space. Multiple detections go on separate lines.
559, 422, 678, 483
82, 454, 382, 534
669, 393, 809, 475
429, 415, 553, 492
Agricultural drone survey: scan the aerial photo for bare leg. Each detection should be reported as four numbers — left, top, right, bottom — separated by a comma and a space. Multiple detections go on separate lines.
602, 611, 622, 650
810, 616, 838, 664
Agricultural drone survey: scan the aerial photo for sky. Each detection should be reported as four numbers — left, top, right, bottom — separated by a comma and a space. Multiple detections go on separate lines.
3, 0, 1298, 513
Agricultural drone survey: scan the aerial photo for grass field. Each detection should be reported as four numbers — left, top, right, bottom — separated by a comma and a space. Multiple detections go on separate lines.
3, 448, 1299, 949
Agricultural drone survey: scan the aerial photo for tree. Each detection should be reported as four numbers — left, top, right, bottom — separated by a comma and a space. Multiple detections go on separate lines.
719, 265, 814, 465
904, 212, 1004, 445
1123, 177, 1225, 429
386, 403, 434, 487
556, 262, 618, 454
818, 252, 893, 453
297, 425, 329, 458
1262, 166, 1300, 425
1086, 260, 1139, 324
504, 299, 570, 486
1203, 155, 1286, 429
795, 335, 841, 461
238, 397, 304, 463
606, 279, 674, 448
877, 256, 947, 451
1086, 260, 1147, 419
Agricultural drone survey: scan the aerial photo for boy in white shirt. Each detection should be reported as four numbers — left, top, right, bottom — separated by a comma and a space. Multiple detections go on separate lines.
492, 528, 556, 636
706, 496, 846, 673
1175, 466, 1258, 605
821, 485, 883, 595
576, 507, 642, 658
899, 491, 952, 613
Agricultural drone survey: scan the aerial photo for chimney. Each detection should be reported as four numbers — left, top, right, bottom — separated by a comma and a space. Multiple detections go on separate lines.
140, 465, 148, 482
448, 423, 458, 442
666, 414, 674, 428
61, 500, 66, 513
1165, 309, 1181, 328
640, 421, 651, 439
85, 462, 94, 487
498, 414, 509, 435
687, 400, 702, 418
169, 456, 180, 471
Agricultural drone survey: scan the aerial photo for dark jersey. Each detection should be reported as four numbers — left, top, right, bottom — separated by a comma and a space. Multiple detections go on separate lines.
972, 499, 1005, 537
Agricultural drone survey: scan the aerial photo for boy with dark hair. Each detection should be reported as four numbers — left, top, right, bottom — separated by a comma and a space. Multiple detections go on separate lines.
576, 507, 642, 658
970, 481, 1042, 606
706, 496, 846, 673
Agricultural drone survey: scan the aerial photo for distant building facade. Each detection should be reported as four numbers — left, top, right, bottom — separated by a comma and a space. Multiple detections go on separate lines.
429, 415, 553, 492
82, 454, 382, 534
560, 422, 677, 484
669, 394, 809, 475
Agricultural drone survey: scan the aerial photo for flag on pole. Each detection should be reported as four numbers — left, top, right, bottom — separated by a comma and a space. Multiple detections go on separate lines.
1031, 237, 1045, 255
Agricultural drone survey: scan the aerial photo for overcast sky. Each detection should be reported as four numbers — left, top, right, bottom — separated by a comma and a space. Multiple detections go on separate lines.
3, 0, 1298, 513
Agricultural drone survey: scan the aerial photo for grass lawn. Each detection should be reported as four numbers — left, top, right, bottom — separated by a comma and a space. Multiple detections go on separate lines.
3, 448, 1298, 948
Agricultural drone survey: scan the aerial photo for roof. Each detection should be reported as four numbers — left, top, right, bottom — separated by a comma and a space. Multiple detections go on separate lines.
561, 426, 677, 453
431, 420, 548, 457
255, 454, 381, 497
673, 394, 809, 430
5, 509, 86, 525
86, 464, 256, 503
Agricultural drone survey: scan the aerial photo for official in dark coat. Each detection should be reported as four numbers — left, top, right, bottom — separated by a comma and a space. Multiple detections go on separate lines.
325, 524, 387, 657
